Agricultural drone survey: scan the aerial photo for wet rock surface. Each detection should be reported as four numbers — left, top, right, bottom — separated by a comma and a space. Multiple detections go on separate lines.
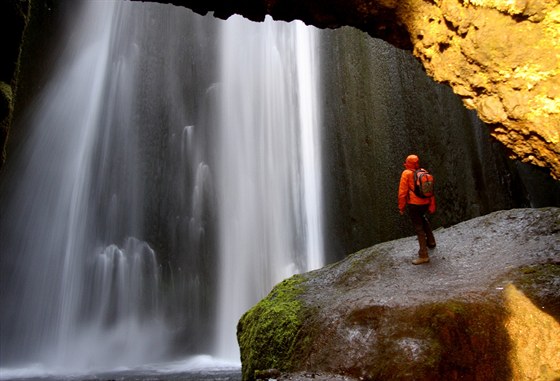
239, 208, 560, 381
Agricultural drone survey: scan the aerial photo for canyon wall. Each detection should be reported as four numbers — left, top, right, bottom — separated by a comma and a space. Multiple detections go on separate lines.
131, 0, 560, 180
3, 0, 559, 264
319, 28, 538, 260
4, 1, 560, 178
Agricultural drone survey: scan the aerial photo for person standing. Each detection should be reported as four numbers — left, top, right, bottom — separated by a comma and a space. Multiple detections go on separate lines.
398, 154, 436, 264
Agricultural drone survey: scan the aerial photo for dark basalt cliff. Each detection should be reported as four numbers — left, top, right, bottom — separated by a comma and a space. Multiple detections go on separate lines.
131, 0, 560, 179
0, 0, 29, 165
237, 208, 560, 380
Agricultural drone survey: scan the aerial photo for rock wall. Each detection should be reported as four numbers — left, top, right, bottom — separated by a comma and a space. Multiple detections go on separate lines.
0, 0, 73, 168
319, 28, 539, 261
131, 0, 560, 180
0, 0, 30, 166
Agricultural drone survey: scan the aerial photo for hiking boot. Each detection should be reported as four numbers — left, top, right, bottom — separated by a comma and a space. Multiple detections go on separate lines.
412, 256, 430, 265
427, 241, 436, 249
413, 247, 430, 265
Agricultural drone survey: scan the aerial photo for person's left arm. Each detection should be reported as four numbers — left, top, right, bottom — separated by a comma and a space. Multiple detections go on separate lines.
428, 195, 436, 214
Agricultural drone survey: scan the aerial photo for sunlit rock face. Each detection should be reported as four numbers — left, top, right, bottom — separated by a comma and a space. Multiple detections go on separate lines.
400, 0, 560, 180
133, 0, 560, 179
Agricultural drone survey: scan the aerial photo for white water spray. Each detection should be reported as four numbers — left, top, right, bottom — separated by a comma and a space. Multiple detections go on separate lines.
0, 1, 171, 372
295, 22, 324, 270
214, 16, 324, 361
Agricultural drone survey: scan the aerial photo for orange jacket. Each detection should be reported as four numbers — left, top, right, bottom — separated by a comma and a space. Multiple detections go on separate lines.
398, 168, 436, 213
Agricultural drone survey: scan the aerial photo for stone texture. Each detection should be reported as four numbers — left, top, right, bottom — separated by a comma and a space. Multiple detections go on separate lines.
131, 0, 560, 179
237, 208, 560, 380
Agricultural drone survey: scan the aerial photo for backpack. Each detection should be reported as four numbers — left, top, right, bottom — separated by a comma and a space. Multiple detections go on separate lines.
413, 168, 434, 198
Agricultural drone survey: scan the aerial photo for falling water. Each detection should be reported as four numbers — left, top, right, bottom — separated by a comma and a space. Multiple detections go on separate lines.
0, 0, 323, 377
214, 16, 323, 360
0, 1, 172, 372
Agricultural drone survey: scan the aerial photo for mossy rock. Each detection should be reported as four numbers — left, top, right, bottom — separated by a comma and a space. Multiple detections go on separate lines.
237, 274, 308, 380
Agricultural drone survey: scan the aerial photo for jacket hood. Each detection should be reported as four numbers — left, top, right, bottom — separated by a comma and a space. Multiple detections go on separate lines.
404, 154, 420, 170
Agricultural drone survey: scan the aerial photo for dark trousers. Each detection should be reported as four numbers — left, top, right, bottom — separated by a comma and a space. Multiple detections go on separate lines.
407, 204, 435, 256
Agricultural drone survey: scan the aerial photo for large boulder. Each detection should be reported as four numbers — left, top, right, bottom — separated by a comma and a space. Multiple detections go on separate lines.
132, 0, 560, 179
237, 208, 560, 380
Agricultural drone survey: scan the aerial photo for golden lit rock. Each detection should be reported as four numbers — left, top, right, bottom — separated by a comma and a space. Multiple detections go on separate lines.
504, 284, 560, 380
400, 0, 560, 178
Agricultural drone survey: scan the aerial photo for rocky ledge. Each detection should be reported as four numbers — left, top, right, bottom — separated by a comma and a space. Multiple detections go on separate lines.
237, 208, 560, 381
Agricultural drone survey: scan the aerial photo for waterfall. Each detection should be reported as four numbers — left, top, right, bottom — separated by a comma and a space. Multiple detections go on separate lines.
0, 0, 323, 375
0, 1, 171, 371
214, 16, 323, 360
295, 22, 324, 271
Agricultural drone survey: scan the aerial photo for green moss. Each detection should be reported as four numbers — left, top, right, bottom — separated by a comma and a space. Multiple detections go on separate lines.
0, 81, 14, 164
0, 82, 13, 124
515, 263, 560, 282
237, 274, 306, 381
0, 82, 13, 103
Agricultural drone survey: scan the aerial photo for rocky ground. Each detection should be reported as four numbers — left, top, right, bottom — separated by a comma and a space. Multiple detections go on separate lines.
239, 207, 560, 381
